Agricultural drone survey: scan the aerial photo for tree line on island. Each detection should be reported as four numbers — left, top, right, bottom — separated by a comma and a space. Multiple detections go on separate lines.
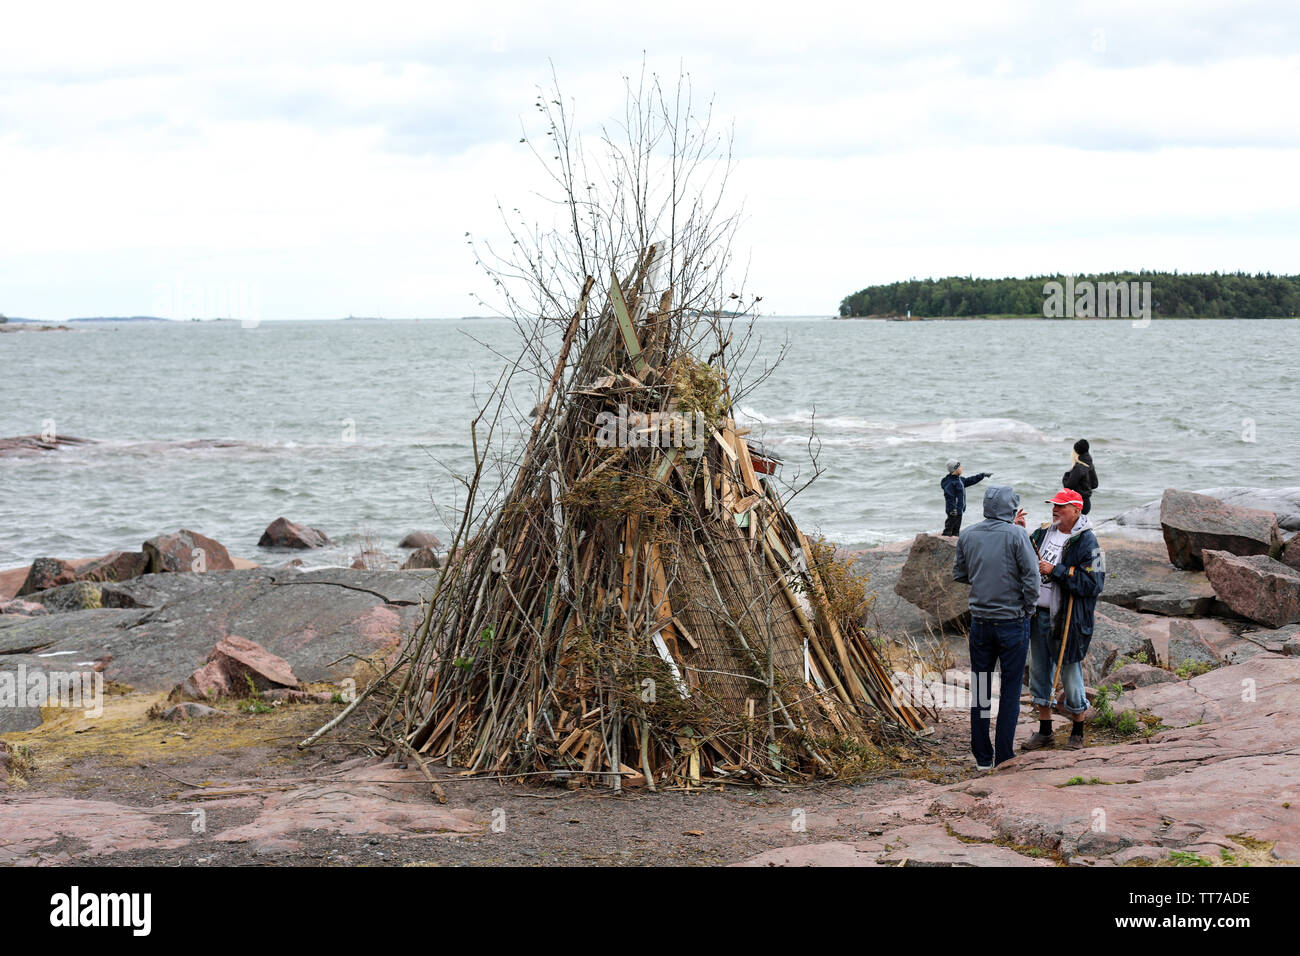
839, 271, 1300, 319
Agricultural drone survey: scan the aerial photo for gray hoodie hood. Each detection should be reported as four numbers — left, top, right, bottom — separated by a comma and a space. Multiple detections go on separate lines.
953, 484, 1041, 620
981, 485, 1020, 523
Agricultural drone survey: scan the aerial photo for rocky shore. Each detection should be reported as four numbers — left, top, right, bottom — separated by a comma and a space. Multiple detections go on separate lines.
2, 489, 1297, 866
0, 517, 448, 737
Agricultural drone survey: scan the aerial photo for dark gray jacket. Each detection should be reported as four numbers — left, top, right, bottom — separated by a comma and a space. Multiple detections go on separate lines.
952, 485, 1040, 620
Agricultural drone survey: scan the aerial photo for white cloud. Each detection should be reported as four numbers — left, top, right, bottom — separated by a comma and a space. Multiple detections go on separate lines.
1, 0, 1297, 318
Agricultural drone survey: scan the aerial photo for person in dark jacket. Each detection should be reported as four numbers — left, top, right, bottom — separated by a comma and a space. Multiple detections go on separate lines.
953, 485, 1040, 769
940, 459, 992, 536
1017, 488, 1106, 751
1061, 439, 1099, 515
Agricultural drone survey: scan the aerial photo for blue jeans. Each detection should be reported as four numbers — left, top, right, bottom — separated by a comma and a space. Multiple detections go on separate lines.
1028, 607, 1088, 715
968, 615, 1030, 766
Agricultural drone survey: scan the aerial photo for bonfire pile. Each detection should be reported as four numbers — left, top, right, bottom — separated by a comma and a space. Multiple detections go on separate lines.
329, 245, 922, 787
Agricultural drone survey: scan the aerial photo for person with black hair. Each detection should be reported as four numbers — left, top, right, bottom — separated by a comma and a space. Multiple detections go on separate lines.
1062, 439, 1099, 515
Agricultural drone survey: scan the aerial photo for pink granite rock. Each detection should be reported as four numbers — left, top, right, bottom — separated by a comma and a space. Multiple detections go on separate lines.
174, 635, 299, 700
212, 765, 480, 847
738, 657, 1300, 868
1161, 489, 1281, 570
258, 517, 330, 549
0, 798, 190, 864
15, 557, 77, 596
76, 549, 150, 584
1203, 550, 1300, 628
143, 529, 235, 574
1281, 536, 1300, 573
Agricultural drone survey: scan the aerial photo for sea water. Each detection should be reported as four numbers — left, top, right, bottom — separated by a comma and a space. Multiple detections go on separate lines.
2, 317, 1297, 566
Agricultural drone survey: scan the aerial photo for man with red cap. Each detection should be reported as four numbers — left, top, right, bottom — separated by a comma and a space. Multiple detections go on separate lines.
1016, 488, 1105, 751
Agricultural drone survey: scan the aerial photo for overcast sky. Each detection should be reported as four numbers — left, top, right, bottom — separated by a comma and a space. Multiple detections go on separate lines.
2, 0, 1297, 320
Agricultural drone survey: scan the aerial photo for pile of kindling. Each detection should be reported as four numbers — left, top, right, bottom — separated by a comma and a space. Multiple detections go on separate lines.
311, 245, 922, 787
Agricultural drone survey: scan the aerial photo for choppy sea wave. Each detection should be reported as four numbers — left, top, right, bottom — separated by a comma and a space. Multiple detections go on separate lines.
2, 316, 1299, 563
737, 407, 1056, 447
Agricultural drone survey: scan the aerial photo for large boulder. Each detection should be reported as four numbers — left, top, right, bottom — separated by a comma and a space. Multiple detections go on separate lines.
893, 533, 970, 625
258, 517, 330, 549
15, 557, 77, 596
1160, 489, 1281, 571
173, 635, 300, 700
853, 540, 937, 641
1202, 551, 1300, 629
398, 530, 443, 550
1098, 487, 1300, 536
143, 530, 235, 574
401, 547, 442, 570
75, 550, 150, 584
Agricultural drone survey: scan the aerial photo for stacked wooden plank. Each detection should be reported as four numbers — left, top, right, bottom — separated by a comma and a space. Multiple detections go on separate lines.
360, 247, 922, 787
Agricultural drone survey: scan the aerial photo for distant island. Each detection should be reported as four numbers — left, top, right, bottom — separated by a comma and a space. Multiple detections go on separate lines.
1, 315, 171, 325
66, 316, 171, 323
839, 271, 1300, 319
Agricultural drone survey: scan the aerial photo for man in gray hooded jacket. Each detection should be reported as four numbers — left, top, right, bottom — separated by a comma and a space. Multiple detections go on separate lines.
953, 485, 1040, 768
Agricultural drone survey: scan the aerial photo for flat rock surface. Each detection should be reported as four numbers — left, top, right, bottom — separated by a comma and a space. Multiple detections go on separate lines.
0, 434, 95, 458
0, 762, 480, 865
0, 569, 427, 726
209, 764, 481, 852
8, 544, 1297, 868
1095, 537, 1221, 616
0, 797, 194, 864
5, 652, 1296, 867
0, 608, 144, 732
739, 656, 1300, 866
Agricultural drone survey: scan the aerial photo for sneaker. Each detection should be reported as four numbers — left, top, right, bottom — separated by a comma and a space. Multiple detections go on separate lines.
976, 763, 994, 771
1020, 731, 1055, 751
1067, 735, 1085, 750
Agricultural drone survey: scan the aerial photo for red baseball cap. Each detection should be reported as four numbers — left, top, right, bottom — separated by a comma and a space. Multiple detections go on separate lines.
1045, 489, 1084, 507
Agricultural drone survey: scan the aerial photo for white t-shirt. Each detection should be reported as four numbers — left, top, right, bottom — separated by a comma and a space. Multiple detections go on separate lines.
1036, 526, 1071, 613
